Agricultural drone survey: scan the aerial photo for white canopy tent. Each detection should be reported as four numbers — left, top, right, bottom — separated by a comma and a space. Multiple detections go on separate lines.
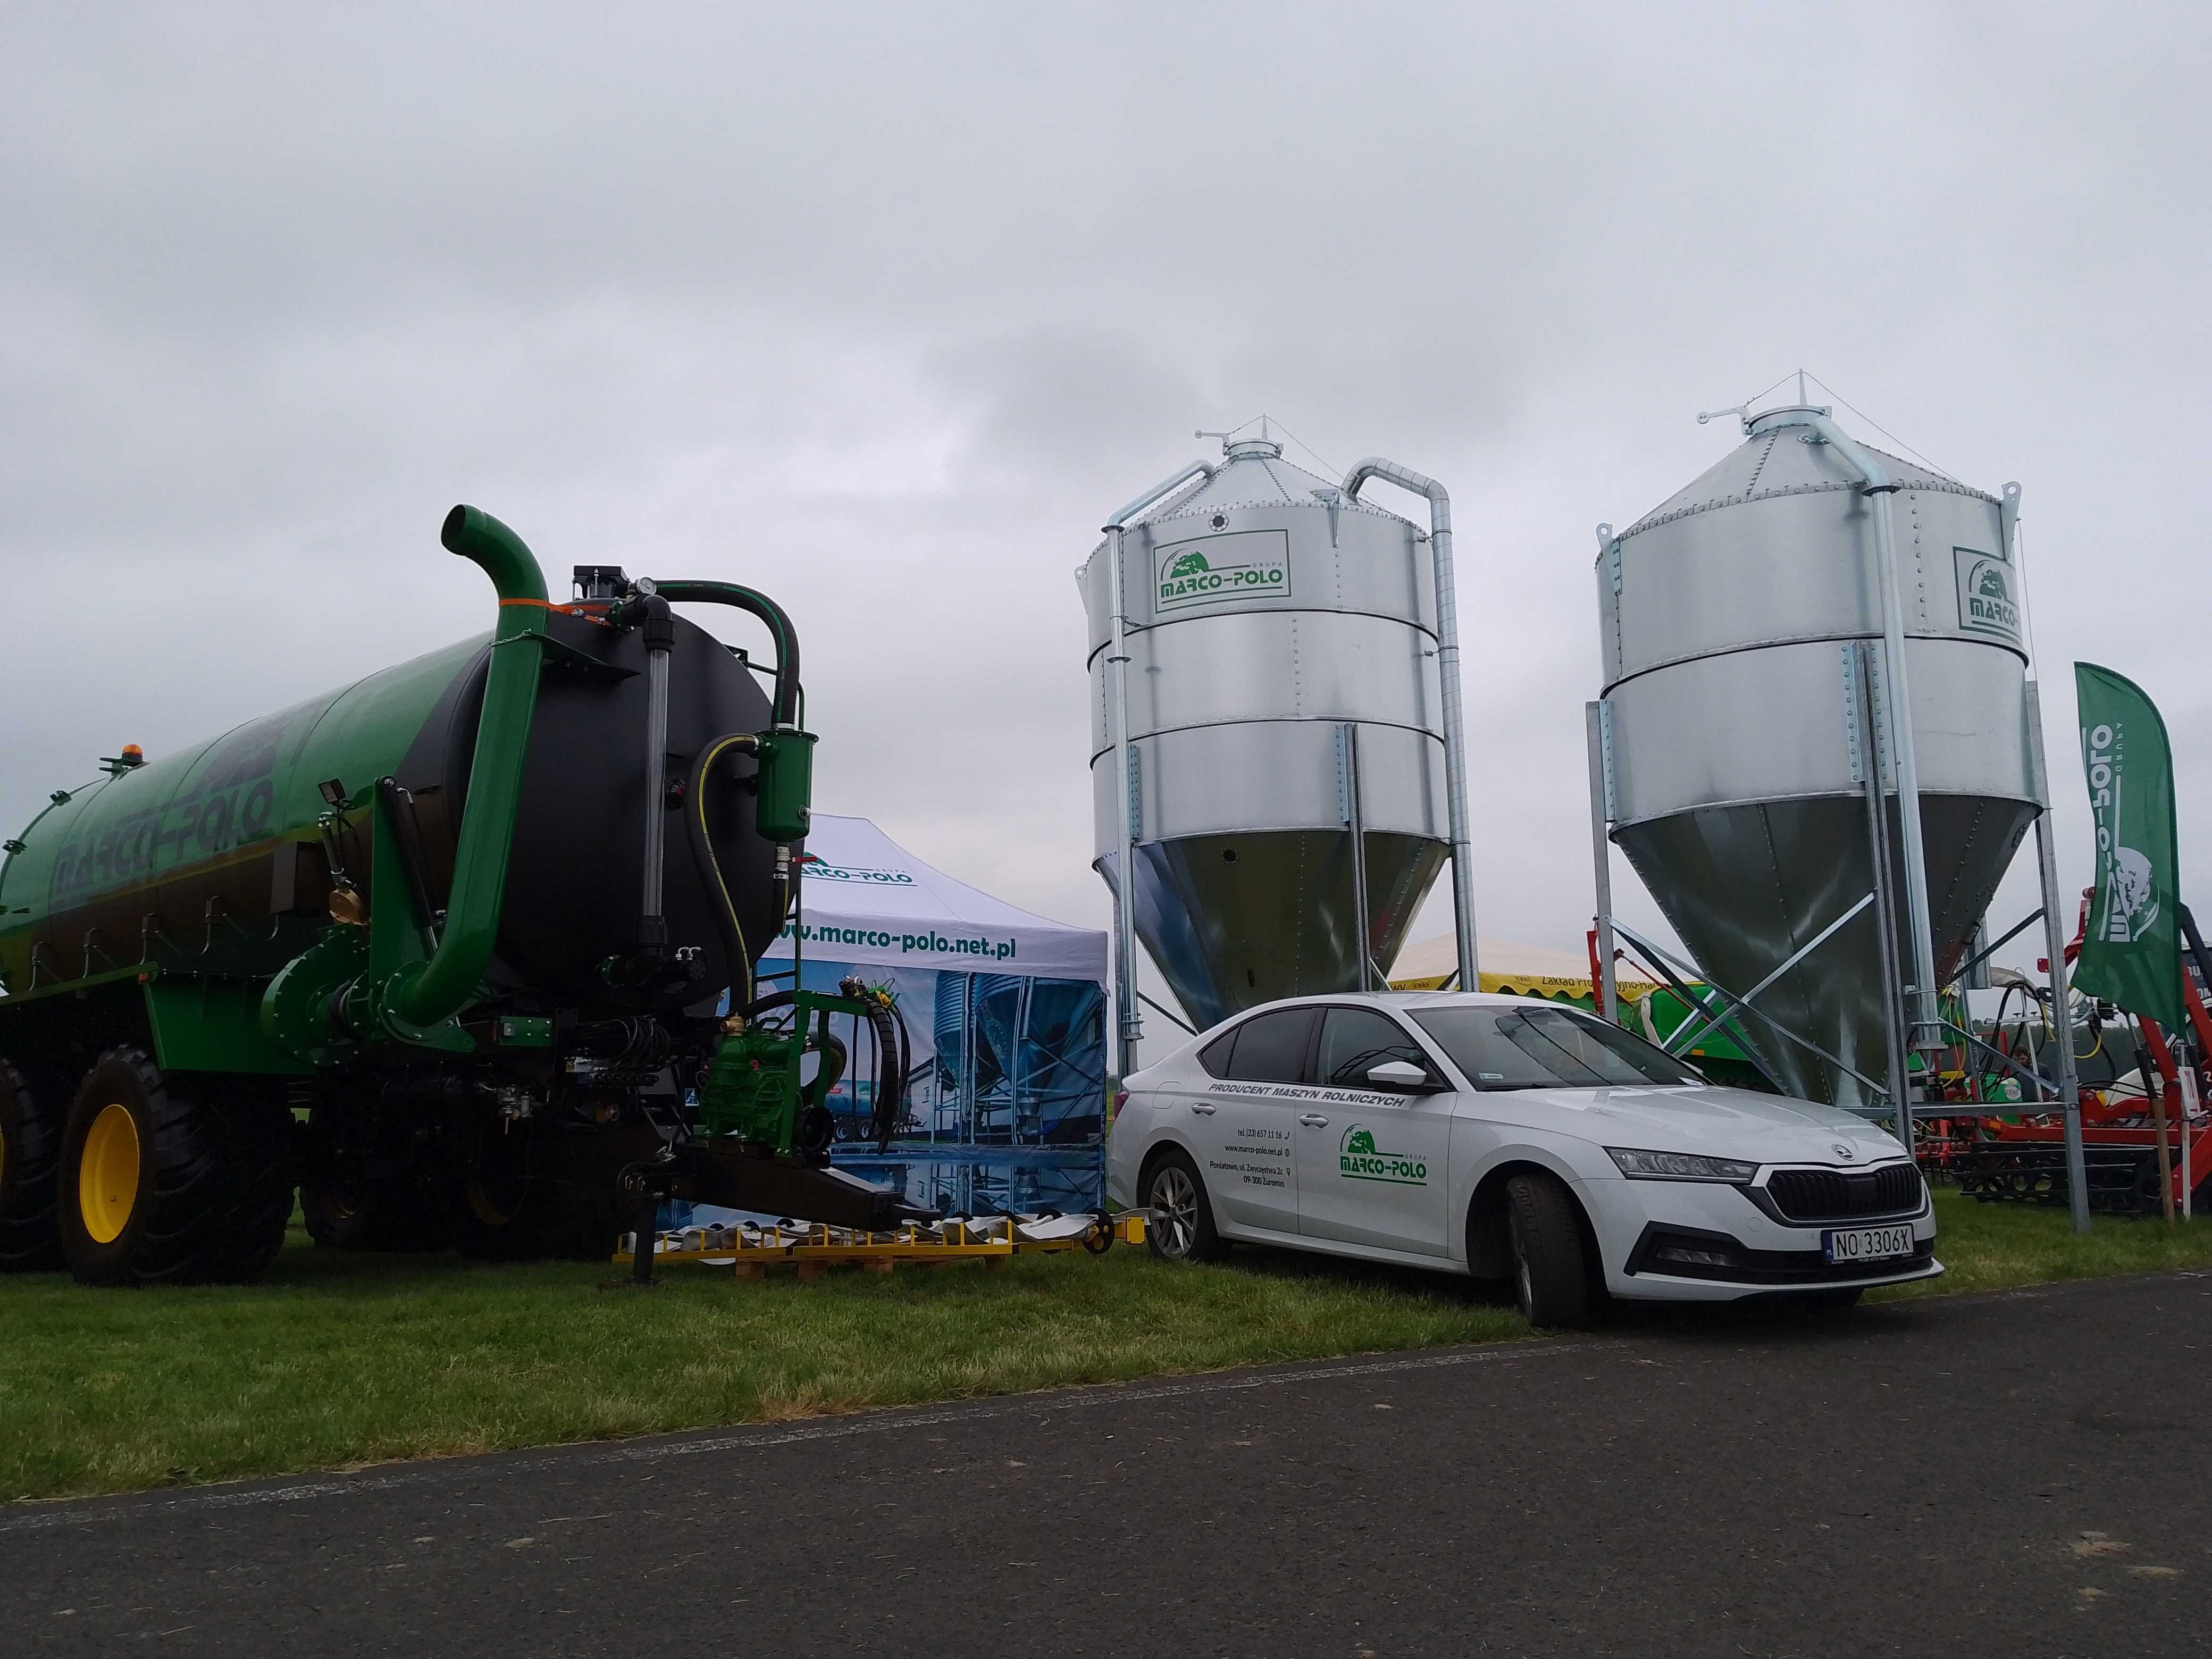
761, 814, 1106, 984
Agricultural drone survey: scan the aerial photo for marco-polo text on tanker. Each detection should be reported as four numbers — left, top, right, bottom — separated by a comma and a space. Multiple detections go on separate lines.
0, 507, 924, 1288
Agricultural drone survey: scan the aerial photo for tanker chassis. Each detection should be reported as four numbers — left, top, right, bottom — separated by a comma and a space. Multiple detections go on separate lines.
0, 506, 918, 1285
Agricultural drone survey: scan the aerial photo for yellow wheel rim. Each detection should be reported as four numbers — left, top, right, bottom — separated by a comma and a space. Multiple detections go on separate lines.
79, 1103, 140, 1245
466, 1180, 521, 1228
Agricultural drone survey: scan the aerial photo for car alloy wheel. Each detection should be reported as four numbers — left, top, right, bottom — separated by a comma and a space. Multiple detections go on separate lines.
1150, 1163, 1199, 1259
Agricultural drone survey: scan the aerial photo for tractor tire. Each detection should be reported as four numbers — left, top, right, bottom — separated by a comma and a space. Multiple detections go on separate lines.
543, 1184, 625, 1262
452, 1177, 624, 1264
209, 1087, 297, 1281
302, 1179, 450, 1252
0, 1056, 66, 1271
59, 1048, 270, 1286
451, 1171, 552, 1262
1504, 1170, 1595, 1329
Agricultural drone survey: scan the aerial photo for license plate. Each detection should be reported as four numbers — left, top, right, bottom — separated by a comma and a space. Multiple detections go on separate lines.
1822, 1223, 1916, 1265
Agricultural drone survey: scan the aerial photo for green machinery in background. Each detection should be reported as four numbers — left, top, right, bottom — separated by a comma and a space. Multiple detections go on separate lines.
0, 506, 916, 1286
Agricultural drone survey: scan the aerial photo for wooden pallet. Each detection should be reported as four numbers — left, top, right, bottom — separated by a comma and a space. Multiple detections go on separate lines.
613, 1212, 1146, 1283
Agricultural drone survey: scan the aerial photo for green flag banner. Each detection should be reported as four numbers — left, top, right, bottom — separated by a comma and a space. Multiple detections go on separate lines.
2074, 663, 2183, 1031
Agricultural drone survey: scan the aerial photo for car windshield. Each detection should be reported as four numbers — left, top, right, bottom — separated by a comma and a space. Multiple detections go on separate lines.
1409, 1004, 1705, 1090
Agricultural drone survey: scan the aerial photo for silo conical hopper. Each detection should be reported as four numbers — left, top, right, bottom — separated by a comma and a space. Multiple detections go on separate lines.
1079, 435, 1471, 1036
1596, 405, 2038, 1107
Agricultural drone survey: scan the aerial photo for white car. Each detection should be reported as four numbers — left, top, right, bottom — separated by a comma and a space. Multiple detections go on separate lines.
1108, 991, 1940, 1327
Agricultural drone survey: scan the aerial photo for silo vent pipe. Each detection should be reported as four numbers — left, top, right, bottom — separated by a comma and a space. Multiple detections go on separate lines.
1100, 459, 1217, 1074
1341, 458, 1479, 990
1804, 414, 1942, 1058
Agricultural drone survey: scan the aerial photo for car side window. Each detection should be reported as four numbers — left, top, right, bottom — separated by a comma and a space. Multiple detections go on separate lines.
1317, 1007, 1431, 1088
1197, 1028, 1239, 1078
1222, 1008, 1318, 1084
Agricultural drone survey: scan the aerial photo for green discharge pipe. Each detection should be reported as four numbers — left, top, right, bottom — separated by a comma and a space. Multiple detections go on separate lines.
386, 505, 548, 1028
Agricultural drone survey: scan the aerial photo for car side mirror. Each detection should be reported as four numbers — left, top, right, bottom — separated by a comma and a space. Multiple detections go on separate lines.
1365, 1060, 1434, 1092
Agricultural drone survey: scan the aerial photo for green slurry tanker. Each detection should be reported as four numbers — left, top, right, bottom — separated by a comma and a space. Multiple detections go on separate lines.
0, 506, 916, 1285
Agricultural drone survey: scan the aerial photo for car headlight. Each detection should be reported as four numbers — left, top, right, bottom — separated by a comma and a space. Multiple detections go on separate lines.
1606, 1147, 1758, 1183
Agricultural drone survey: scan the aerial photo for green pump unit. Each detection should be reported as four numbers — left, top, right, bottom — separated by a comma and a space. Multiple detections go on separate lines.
0, 507, 915, 1286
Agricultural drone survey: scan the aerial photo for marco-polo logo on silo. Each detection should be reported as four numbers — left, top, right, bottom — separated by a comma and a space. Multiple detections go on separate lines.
1954, 548, 2022, 644
1154, 530, 1292, 611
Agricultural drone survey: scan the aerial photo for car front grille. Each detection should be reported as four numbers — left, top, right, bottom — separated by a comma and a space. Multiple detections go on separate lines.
1764, 1163, 1924, 1223
1626, 1224, 1935, 1286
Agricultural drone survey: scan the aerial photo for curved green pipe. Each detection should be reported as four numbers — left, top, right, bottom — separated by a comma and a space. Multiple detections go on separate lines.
655, 579, 802, 727
387, 505, 548, 1027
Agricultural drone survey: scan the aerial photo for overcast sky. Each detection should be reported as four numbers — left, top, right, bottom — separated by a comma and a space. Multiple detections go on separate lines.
5, 3, 2206, 1041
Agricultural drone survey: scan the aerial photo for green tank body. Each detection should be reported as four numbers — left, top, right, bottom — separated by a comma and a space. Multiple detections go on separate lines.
0, 637, 481, 995
0, 506, 915, 1289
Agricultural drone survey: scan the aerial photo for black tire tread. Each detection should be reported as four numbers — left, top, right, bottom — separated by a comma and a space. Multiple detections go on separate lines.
61, 1048, 294, 1287
302, 1179, 450, 1252
211, 1090, 297, 1280
451, 1178, 619, 1263
1505, 1170, 1593, 1329
0, 1056, 65, 1270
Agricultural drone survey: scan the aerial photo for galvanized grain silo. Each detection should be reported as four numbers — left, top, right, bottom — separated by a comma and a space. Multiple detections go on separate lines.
1590, 403, 2042, 1109
1079, 431, 1478, 1058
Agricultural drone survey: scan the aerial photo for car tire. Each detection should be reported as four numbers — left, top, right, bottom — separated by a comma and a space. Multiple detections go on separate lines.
1505, 1170, 1593, 1329
1143, 1150, 1227, 1264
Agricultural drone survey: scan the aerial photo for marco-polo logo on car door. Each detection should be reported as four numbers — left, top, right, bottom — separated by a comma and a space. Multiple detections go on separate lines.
1338, 1124, 1428, 1186
1154, 530, 1291, 611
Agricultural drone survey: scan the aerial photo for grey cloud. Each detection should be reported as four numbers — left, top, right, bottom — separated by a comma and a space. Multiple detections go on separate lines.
4, 1, 2209, 1033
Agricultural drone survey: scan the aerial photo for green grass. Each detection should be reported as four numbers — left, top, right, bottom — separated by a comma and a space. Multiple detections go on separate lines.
4, 1188, 2210, 1506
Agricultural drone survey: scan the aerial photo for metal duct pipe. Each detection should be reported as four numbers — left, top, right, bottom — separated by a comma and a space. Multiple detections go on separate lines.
1342, 457, 1479, 989
1806, 415, 1941, 1054
1101, 459, 1216, 1075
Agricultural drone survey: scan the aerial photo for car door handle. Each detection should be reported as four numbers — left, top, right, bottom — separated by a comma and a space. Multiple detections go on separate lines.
1189, 1103, 1217, 1116
1298, 1114, 1329, 1127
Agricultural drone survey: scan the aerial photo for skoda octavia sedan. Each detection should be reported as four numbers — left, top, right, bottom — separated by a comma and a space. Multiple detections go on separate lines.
1107, 992, 1939, 1327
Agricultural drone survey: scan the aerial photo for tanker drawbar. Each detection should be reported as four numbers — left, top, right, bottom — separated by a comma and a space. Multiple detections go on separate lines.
0, 506, 919, 1285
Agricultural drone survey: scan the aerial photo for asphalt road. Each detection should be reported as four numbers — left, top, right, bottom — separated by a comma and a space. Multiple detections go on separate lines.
8, 1271, 2209, 1657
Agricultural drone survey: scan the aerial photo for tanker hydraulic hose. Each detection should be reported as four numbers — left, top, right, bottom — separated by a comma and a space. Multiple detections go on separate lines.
686, 733, 769, 1010
655, 581, 803, 728
386, 506, 549, 1029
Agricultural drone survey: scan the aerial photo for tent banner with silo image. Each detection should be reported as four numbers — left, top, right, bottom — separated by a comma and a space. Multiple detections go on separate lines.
2074, 663, 2183, 1031
742, 814, 1111, 1217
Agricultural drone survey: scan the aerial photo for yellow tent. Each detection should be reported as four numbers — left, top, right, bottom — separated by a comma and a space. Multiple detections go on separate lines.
1387, 934, 1661, 1003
